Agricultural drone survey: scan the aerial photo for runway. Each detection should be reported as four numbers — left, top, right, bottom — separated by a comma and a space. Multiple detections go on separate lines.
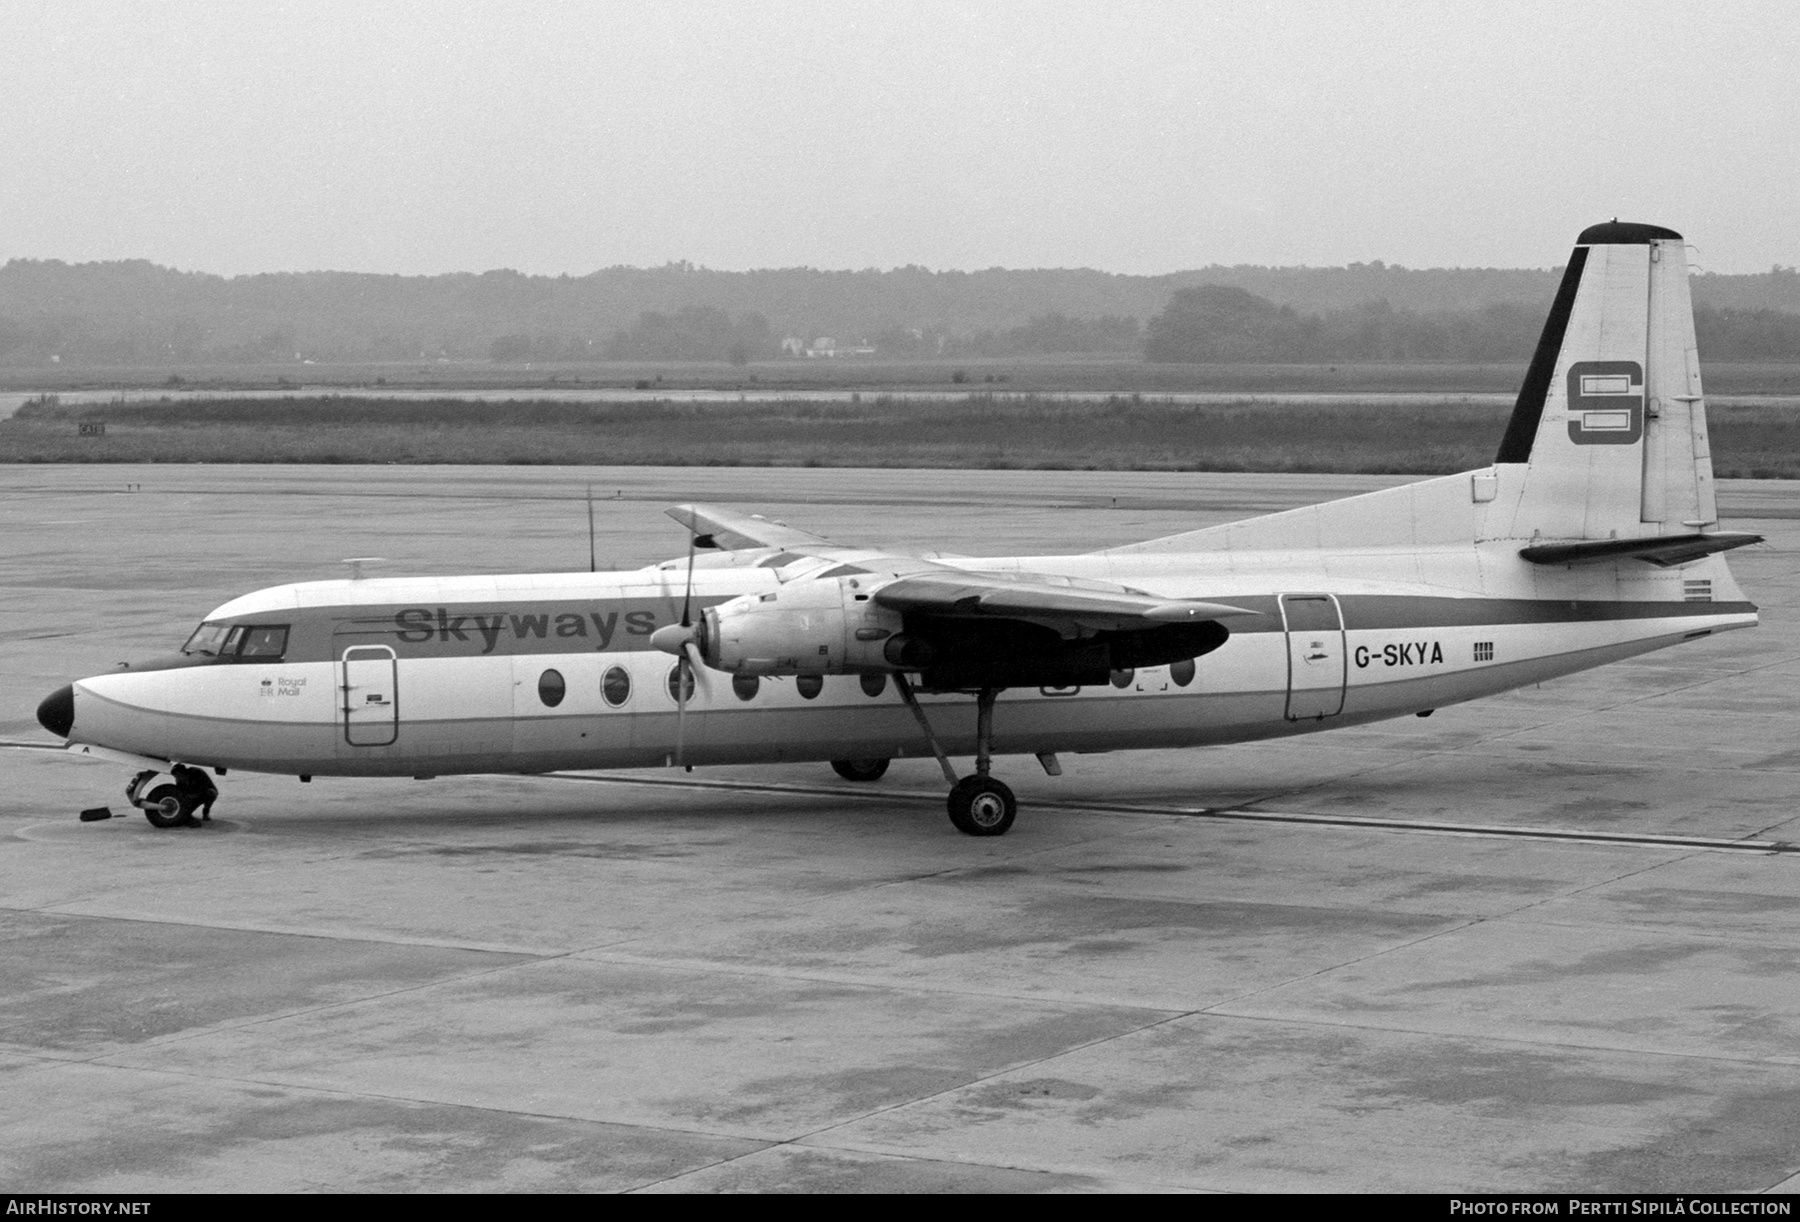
4, 464, 1800, 1192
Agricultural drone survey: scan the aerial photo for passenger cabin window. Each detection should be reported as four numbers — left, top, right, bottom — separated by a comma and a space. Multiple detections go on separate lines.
602, 666, 631, 707
539, 669, 566, 707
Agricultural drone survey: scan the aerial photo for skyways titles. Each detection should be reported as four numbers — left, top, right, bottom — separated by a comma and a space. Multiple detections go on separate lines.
313, 599, 711, 661
387, 605, 666, 655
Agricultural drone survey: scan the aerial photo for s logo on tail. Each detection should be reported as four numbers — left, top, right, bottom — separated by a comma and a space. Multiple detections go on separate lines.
1566, 360, 1644, 445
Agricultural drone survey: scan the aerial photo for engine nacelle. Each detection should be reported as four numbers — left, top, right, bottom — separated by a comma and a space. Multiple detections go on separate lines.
703, 578, 903, 675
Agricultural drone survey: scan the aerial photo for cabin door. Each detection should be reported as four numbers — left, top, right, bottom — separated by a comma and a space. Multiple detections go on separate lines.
1280, 594, 1346, 721
340, 645, 399, 746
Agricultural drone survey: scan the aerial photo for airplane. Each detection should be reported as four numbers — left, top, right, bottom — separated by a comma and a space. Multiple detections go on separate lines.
34, 221, 1761, 836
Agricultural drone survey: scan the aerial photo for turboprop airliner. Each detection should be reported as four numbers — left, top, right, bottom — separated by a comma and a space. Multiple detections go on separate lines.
35, 222, 1760, 835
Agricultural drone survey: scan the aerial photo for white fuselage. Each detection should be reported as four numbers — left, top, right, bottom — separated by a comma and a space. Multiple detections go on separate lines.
63, 531, 1757, 779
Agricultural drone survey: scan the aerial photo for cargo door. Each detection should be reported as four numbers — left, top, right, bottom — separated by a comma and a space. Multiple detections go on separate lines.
1281, 594, 1346, 721
341, 645, 399, 746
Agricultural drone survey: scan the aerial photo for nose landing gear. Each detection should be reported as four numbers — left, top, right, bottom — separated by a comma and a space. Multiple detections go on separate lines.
141, 782, 196, 829
893, 676, 1018, 836
127, 767, 218, 829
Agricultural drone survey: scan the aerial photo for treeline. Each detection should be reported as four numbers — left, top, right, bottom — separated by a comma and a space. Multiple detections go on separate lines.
2, 256, 1797, 367
487, 309, 1143, 363
857, 314, 1142, 360
470, 296, 1800, 366
491, 306, 779, 364
1143, 286, 1800, 363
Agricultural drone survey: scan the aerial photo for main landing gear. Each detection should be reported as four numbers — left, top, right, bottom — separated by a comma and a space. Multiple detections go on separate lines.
830, 757, 891, 782
893, 675, 1017, 837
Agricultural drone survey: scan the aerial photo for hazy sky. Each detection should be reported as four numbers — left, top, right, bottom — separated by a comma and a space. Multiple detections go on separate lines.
4, 1, 1795, 276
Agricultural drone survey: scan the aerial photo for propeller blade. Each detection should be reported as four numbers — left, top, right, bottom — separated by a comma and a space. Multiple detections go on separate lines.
674, 658, 686, 765
683, 639, 708, 686
671, 527, 706, 769
674, 652, 691, 768
670, 640, 709, 770
680, 529, 697, 629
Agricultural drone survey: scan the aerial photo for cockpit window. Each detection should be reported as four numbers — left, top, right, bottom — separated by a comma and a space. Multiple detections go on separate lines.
181, 622, 231, 657
180, 622, 289, 661
238, 626, 289, 659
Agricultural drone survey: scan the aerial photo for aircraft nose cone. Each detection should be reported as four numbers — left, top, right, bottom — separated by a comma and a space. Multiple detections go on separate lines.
37, 684, 74, 738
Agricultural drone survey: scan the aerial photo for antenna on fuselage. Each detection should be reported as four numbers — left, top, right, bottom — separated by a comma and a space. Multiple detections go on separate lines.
342, 557, 385, 581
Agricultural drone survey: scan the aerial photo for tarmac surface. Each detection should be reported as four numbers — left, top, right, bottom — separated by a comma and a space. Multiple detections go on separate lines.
3, 463, 1800, 1193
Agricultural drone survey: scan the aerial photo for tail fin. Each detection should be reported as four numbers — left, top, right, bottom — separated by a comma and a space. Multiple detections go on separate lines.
1496, 221, 1717, 539
1102, 221, 1748, 561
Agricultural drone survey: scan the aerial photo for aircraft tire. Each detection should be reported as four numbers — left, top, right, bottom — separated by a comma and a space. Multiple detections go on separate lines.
947, 776, 1015, 837
830, 758, 890, 782
142, 784, 194, 829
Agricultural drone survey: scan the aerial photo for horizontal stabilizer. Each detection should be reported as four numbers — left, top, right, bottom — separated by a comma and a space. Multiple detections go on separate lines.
1519, 532, 1761, 568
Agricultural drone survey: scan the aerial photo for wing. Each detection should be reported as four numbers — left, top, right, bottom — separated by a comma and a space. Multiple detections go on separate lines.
664, 506, 1258, 688
666, 505, 1258, 635
863, 568, 1259, 688
666, 503, 836, 551
872, 571, 1259, 634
